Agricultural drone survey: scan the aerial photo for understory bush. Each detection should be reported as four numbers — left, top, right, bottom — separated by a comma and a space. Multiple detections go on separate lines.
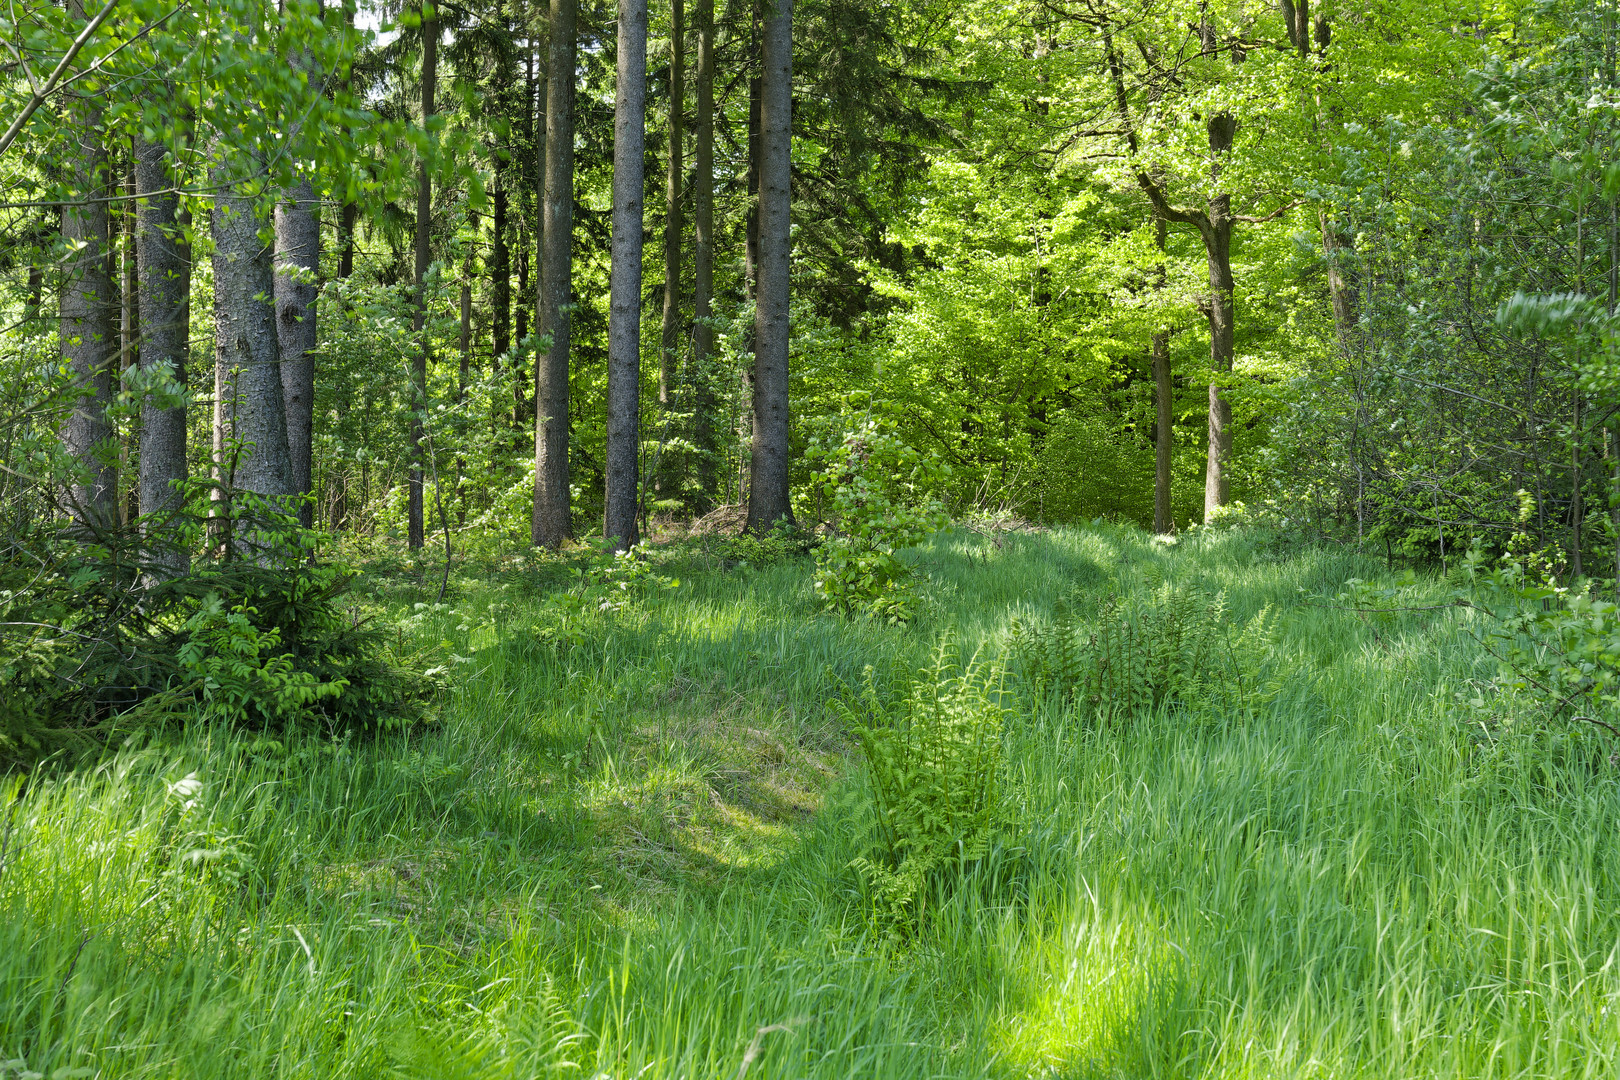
1461, 544, 1620, 751
808, 420, 948, 623
1011, 581, 1277, 717
840, 637, 1009, 930
0, 513, 437, 766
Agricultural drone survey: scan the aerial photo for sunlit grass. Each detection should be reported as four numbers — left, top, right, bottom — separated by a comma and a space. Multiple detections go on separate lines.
3, 524, 1619, 1077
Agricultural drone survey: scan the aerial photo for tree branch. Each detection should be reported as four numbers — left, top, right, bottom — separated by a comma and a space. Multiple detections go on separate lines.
0, 0, 121, 161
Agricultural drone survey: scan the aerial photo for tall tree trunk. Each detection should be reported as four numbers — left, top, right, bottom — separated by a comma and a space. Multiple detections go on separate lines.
745, 57, 762, 300
533, 0, 576, 548
275, 175, 320, 531
656, 0, 685, 504
459, 239, 473, 526
604, 0, 648, 551
491, 145, 510, 425
746, 0, 793, 532
410, 4, 438, 550
212, 152, 294, 507
135, 136, 190, 567
1203, 188, 1234, 522
514, 42, 536, 446
691, 0, 717, 511
60, 91, 117, 523
120, 149, 139, 525
1152, 208, 1172, 534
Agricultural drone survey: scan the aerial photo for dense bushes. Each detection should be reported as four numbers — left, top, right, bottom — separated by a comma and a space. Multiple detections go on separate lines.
0, 518, 437, 767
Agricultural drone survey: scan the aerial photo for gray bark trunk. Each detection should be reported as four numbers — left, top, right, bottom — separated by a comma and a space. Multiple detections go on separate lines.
211, 155, 294, 507
1322, 212, 1358, 340
1201, 115, 1237, 523
692, 0, 717, 510
533, 0, 576, 548
1203, 193, 1234, 522
410, 4, 438, 550
604, 0, 648, 550
746, 0, 793, 533
1151, 214, 1172, 534
1153, 331, 1173, 534
655, 0, 685, 503
60, 95, 117, 523
275, 176, 320, 530
135, 136, 190, 565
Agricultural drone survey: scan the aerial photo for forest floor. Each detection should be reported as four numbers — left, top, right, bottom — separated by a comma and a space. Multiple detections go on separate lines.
4, 524, 1620, 1078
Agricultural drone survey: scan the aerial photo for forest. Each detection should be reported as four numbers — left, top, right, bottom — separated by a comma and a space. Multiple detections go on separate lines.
3, 0, 1620, 1076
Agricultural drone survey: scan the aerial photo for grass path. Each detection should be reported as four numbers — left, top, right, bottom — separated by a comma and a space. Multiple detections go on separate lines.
3, 525, 1619, 1078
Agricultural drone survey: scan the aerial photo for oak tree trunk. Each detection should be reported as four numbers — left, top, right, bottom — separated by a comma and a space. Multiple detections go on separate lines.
746, 0, 793, 533
533, 0, 576, 548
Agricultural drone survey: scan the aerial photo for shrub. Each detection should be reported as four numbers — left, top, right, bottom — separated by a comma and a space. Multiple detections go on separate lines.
0, 510, 437, 766
1455, 543, 1620, 751
839, 637, 1009, 930
807, 420, 949, 623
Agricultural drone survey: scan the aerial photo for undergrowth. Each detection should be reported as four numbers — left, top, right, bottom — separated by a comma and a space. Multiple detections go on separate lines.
4, 524, 1620, 1079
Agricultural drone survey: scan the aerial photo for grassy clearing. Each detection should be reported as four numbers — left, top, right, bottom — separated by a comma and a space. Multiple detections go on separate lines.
3, 525, 1619, 1078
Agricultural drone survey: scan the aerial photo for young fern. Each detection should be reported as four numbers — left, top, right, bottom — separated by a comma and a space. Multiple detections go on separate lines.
842, 635, 1009, 931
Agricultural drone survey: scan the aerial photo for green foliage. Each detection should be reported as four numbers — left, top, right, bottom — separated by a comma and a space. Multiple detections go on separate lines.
808, 420, 949, 622
0, 509, 437, 765
1011, 579, 1275, 717
842, 637, 1009, 931
1458, 543, 1620, 749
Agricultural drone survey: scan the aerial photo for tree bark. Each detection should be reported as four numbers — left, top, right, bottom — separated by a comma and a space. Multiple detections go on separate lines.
514, 40, 537, 445
533, 0, 576, 548
211, 153, 294, 507
410, 2, 438, 550
656, 0, 685, 504
491, 145, 510, 409
604, 0, 648, 551
1153, 329, 1173, 532
459, 240, 473, 526
275, 174, 320, 530
60, 92, 117, 523
120, 149, 139, 526
746, 0, 793, 533
1151, 209, 1172, 534
1322, 212, 1358, 340
1204, 183, 1235, 521
691, 0, 717, 510
135, 136, 190, 564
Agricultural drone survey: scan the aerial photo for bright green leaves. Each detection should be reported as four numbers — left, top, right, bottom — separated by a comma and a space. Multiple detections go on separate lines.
843, 636, 1009, 932
808, 419, 949, 623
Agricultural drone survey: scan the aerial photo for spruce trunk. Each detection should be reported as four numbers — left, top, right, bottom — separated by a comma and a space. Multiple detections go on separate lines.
274, 176, 320, 530
533, 0, 576, 548
691, 0, 717, 510
746, 0, 793, 533
211, 156, 294, 509
656, 0, 685, 505
135, 136, 190, 564
410, 5, 438, 550
60, 96, 117, 523
604, 0, 648, 551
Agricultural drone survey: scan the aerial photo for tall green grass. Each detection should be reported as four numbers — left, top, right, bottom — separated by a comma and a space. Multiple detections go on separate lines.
2, 525, 1617, 1078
